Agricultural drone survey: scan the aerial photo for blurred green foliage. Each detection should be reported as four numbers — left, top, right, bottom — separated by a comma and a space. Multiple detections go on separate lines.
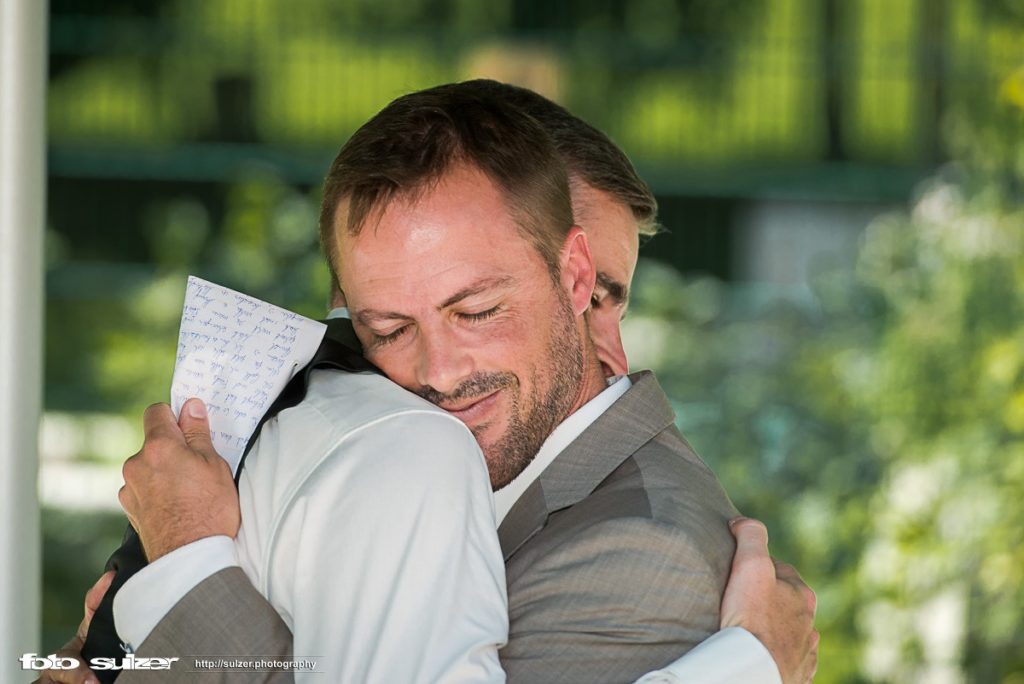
622, 64, 1024, 679
42, 0, 1024, 681
49, 0, 1013, 163
41, 508, 129, 652
625, 171, 1024, 681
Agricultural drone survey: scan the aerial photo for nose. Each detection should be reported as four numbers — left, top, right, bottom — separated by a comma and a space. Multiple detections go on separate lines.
589, 310, 629, 377
414, 325, 474, 395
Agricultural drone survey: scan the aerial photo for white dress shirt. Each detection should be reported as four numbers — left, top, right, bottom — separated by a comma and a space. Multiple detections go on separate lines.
116, 371, 508, 682
115, 310, 780, 682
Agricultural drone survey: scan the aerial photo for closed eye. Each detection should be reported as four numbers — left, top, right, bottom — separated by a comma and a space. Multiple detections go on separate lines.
459, 306, 500, 322
372, 325, 410, 346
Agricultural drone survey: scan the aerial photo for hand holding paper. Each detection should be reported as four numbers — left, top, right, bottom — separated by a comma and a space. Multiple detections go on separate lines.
119, 401, 242, 560
170, 276, 326, 472
120, 276, 327, 560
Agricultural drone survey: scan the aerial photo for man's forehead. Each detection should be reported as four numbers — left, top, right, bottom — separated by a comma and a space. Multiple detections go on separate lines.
337, 168, 521, 247
337, 163, 506, 222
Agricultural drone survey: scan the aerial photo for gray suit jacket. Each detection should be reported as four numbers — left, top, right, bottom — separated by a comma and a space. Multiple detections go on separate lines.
120, 371, 737, 683
497, 371, 738, 682
119, 567, 292, 683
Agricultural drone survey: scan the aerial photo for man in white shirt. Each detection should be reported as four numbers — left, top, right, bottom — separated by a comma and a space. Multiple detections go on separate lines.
45, 81, 816, 684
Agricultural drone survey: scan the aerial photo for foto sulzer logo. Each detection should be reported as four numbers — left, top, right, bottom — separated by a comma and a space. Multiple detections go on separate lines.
20, 652, 179, 671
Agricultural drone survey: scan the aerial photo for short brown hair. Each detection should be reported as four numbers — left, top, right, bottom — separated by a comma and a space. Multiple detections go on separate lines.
319, 81, 574, 284
468, 80, 659, 236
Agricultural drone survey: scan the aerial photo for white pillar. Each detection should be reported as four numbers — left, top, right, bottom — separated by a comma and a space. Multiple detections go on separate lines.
0, 0, 47, 678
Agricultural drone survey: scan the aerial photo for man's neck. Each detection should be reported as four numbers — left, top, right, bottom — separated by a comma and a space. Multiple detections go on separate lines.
564, 351, 608, 422
492, 374, 632, 522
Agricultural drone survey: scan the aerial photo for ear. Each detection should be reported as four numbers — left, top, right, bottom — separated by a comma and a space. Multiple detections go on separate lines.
558, 226, 596, 317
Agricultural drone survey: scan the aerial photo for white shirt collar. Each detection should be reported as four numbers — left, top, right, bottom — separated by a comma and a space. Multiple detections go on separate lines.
492, 375, 632, 524
326, 306, 350, 320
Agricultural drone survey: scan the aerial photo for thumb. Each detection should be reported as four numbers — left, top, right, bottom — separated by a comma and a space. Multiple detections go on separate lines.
720, 517, 775, 629
729, 517, 773, 577
178, 398, 216, 458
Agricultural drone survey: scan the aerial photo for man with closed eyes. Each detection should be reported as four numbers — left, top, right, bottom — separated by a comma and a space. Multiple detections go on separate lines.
45, 81, 816, 684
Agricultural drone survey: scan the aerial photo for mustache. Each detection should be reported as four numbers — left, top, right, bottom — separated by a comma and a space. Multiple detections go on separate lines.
415, 372, 516, 406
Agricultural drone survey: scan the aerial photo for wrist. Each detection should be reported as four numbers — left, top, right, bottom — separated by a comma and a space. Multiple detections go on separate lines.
144, 527, 226, 562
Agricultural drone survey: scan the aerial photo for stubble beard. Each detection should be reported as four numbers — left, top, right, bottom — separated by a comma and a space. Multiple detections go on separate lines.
486, 292, 584, 490
414, 291, 586, 490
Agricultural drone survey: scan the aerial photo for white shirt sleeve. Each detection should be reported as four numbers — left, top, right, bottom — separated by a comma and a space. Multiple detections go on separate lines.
111, 400, 761, 684
633, 627, 782, 684
266, 411, 508, 683
112, 534, 239, 650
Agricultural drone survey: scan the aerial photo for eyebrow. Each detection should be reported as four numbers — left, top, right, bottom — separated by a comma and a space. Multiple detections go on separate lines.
355, 308, 410, 325
439, 276, 515, 309
595, 272, 628, 307
354, 275, 515, 325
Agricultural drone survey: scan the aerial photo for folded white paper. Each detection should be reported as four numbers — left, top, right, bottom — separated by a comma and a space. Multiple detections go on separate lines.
170, 276, 327, 473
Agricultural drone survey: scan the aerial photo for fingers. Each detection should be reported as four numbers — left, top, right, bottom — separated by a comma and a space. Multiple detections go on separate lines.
725, 517, 820, 684
178, 398, 217, 461
117, 477, 135, 517
798, 585, 815, 618
38, 650, 99, 684
805, 630, 820, 684
120, 398, 238, 562
732, 520, 813, 611
117, 483, 141, 546
84, 570, 115, 615
42, 667, 98, 684
802, 584, 817, 616
773, 558, 799, 582
774, 559, 817, 616
78, 571, 116, 639
143, 402, 181, 444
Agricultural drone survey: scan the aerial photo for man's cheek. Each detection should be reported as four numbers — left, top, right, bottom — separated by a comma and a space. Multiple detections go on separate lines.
366, 348, 417, 390
461, 312, 532, 351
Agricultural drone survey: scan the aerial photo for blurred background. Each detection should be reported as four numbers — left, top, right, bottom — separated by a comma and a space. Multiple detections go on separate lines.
39, 0, 1024, 681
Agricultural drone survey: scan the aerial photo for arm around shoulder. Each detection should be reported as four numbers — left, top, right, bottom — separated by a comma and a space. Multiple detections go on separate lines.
119, 566, 293, 684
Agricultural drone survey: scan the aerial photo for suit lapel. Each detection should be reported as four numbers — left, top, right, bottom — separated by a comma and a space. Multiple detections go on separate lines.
496, 371, 677, 559
497, 480, 548, 560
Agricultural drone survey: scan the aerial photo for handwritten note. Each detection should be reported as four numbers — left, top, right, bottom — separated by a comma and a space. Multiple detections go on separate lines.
170, 276, 327, 473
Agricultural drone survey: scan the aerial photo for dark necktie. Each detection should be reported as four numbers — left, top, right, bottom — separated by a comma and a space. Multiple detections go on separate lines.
81, 318, 378, 681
